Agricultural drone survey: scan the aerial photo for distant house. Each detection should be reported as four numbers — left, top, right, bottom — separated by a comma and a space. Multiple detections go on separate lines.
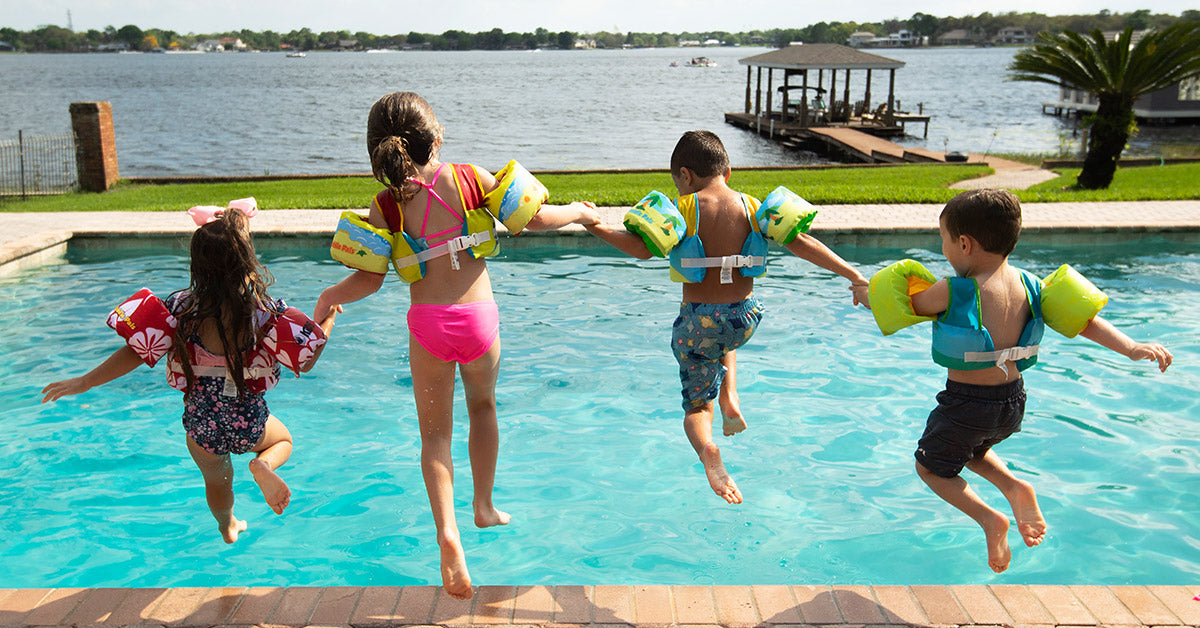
846, 32, 875, 48
194, 39, 223, 52
748, 35, 766, 45
0, 40, 14, 52
703, 38, 722, 46
218, 37, 248, 51
336, 39, 359, 50
95, 42, 131, 52
937, 29, 975, 46
679, 39, 701, 47
1042, 29, 1200, 122
573, 38, 596, 49
864, 30, 916, 48
992, 26, 1030, 45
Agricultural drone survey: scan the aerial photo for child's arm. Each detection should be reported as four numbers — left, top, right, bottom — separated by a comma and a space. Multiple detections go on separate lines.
314, 272, 383, 324
1079, 315, 1173, 372
299, 305, 341, 373
523, 202, 602, 231
910, 278, 950, 318
584, 222, 654, 259
41, 346, 144, 403
785, 233, 871, 306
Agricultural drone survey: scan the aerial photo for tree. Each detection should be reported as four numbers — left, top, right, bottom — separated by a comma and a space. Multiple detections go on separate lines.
1009, 23, 1200, 188
116, 24, 143, 48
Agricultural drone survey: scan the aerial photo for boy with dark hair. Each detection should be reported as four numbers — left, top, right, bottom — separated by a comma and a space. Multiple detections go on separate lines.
587, 130, 871, 504
905, 188, 1172, 572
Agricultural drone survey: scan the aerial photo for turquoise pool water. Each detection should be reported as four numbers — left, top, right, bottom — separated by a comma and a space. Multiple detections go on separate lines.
1, 241, 1196, 587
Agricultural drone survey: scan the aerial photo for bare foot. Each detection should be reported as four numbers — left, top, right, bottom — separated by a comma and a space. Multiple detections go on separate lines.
982, 510, 1011, 573
473, 502, 511, 528
719, 395, 747, 436
701, 443, 743, 504
438, 535, 473, 599
1003, 478, 1047, 547
249, 458, 290, 515
221, 517, 248, 544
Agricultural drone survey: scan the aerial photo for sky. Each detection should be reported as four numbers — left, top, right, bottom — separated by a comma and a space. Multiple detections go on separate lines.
2, 0, 1195, 34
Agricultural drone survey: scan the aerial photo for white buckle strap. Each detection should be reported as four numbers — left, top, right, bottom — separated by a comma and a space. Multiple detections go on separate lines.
173, 364, 277, 397
964, 344, 1039, 376
396, 231, 494, 271
680, 255, 765, 284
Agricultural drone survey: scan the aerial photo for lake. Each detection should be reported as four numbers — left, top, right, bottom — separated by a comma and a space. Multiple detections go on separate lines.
2, 46, 1197, 176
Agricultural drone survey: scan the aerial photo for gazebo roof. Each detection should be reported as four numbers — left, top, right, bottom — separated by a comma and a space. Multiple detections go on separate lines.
739, 44, 905, 71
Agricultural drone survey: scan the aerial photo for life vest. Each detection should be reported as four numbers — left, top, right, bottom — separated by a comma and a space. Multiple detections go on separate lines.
932, 269, 1044, 374
669, 193, 768, 284
375, 163, 497, 283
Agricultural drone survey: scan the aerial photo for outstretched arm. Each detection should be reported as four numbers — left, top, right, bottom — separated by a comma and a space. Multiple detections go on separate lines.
314, 271, 384, 323
584, 223, 654, 259
524, 202, 601, 231
1079, 315, 1173, 372
785, 233, 870, 306
42, 346, 144, 403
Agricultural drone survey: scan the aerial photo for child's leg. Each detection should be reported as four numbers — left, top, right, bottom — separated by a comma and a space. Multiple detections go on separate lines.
409, 334, 473, 600
249, 415, 293, 515
718, 350, 747, 436
684, 403, 743, 504
915, 461, 1011, 573
185, 436, 246, 544
459, 339, 510, 529
965, 449, 1046, 547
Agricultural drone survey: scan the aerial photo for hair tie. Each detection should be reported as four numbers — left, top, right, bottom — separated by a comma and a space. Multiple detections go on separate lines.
187, 197, 259, 226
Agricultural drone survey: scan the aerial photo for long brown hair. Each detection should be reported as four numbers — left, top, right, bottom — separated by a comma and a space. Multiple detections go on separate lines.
366, 91, 443, 203
170, 208, 275, 398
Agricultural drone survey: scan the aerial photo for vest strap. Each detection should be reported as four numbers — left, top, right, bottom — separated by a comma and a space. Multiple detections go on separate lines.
679, 254, 766, 284
394, 231, 494, 271
963, 344, 1039, 376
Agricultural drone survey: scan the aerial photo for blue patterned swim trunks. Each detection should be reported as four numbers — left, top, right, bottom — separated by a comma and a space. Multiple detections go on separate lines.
671, 297, 764, 410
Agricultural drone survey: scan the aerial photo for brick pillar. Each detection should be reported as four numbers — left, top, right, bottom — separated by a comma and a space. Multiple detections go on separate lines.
70, 101, 119, 192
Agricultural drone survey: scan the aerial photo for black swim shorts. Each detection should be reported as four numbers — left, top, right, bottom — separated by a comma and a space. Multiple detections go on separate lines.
914, 377, 1026, 478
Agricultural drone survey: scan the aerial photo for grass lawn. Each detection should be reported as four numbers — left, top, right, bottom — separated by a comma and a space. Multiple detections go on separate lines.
1, 162, 1196, 211
0, 165, 989, 211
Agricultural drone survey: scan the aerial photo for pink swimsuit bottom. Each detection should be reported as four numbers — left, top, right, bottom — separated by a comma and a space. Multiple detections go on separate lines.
407, 301, 500, 363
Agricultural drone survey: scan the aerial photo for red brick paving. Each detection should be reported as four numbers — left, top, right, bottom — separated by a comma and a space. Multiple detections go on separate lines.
2, 584, 1199, 626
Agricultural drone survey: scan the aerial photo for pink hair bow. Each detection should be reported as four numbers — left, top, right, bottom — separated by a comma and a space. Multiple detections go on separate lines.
187, 197, 259, 226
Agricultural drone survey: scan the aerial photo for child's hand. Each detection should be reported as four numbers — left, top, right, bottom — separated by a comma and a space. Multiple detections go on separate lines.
319, 305, 343, 337
1129, 342, 1173, 372
850, 281, 870, 309
573, 201, 601, 226
41, 377, 91, 403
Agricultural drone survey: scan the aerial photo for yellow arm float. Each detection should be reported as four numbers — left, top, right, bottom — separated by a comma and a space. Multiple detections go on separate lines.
622, 191, 685, 258
483, 160, 548, 235
869, 259, 938, 335
755, 186, 818, 244
330, 212, 394, 275
1040, 264, 1108, 338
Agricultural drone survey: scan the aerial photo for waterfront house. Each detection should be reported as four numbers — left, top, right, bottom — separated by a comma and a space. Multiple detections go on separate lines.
992, 27, 1031, 45
847, 32, 876, 48
937, 29, 976, 46
1042, 29, 1200, 122
0, 41, 14, 52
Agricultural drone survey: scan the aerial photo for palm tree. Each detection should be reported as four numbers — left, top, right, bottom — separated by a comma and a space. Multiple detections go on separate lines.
1009, 23, 1200, 189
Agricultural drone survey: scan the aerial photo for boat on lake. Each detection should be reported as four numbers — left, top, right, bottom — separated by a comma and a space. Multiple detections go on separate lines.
286, 51, 307, 58
686, 56, 717, 67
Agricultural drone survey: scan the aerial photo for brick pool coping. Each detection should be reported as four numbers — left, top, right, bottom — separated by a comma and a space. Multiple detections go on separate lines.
3, 206, 1199, 625
3, 584, 1200, 627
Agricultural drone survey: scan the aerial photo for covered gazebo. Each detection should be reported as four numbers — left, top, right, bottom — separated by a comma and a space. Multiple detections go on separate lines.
738, 44, 905, 128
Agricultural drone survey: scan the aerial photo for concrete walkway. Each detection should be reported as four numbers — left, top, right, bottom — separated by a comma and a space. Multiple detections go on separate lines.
949, 155, 1061, 191
3, 201, 1200, 271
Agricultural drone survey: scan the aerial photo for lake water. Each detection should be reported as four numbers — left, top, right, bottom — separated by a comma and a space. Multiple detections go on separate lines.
2, 46, 1198, 176
1, 241, 1197, 587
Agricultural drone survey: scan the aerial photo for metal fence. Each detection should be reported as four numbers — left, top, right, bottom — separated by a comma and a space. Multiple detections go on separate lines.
0, 131, 78, 198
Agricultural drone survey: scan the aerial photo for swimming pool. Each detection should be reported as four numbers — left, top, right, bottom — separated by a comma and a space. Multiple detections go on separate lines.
1, 241, 1196, 587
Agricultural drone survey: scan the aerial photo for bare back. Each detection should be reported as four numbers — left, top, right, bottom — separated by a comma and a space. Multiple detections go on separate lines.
954, 264, 1032, 385
368, 161, 497, 306
682, 188, 756, 304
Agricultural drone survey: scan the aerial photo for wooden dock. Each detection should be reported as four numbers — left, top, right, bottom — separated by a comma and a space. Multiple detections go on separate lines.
725, 112, 951, 165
